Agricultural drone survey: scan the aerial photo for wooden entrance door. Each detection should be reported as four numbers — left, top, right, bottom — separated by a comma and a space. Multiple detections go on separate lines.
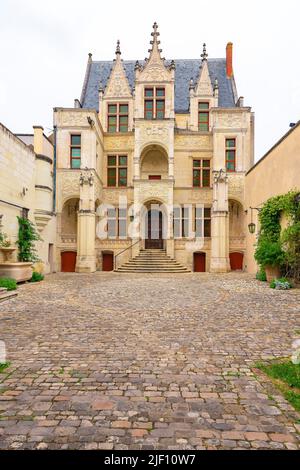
61, 251, 77, 272
194, 252, 206, 272
145, 210, 163, 249
102, 252, 114, 271
230, 252, 244, 271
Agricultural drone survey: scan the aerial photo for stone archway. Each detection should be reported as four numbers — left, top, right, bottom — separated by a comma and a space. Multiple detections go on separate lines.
140, 145, 168, 180
60, 198, 79, 244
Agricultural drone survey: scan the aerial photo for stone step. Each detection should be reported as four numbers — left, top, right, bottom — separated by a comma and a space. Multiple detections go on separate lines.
116, 269, 190, 273
116, 248, 190, 273
0, 287, 8, 293
121, 262, 185, 267
134, 255, 172, 258
0, 291, 18, 303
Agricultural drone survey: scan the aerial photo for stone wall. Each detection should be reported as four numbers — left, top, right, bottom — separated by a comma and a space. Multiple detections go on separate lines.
245, 123, 300, 274
0, 123, 56, 273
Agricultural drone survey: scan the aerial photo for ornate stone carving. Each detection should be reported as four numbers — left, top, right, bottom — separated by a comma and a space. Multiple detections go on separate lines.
175, 135, 212, 149
217, 113, 242, 128
137, 22, 172, 83
103, 189, 132, 205
59, 112, 86, 127
141, 66, 170, 82
61, 175, 80, 197
228, 175, 245, 199
145, 125, 169, 137
195, 60, 213, 97
213, 169, 228, 184
138, 123, 170, 148
134, 180, 173, 206
104, 57, 132, 98
104, 136, 134, 151
191, 190, 213, 202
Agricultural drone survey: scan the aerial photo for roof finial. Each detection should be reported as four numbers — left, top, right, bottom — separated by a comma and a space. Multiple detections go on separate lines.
169, 59, 176, 70
201, 43, 208, 62
214, 78, 219, 90
115, 39, 121, 56
98, 81, 104, 94
149, 21, 162, 53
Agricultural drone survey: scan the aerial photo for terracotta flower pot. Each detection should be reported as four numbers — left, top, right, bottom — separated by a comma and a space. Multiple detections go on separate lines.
265, 265, 281, 283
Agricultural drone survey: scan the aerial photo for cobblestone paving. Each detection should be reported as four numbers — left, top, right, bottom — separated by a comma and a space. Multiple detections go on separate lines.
0, 272, 299, 450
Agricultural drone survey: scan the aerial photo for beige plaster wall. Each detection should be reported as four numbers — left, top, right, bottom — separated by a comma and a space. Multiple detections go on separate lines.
245, 123, 300, 274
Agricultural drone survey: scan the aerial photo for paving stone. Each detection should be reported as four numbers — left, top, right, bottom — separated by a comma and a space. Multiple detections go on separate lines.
245, 432, 269, 441
0, 272, 299, 450
269, 433, 295, 443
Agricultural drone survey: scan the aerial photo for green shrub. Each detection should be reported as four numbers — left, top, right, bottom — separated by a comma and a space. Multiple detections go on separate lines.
29, 272, 44, 283
255, 191, 300, 281
270, 278, 292, 290
0, 278, 17, 291
256, 269, 267, 282
255, 239, 285, 268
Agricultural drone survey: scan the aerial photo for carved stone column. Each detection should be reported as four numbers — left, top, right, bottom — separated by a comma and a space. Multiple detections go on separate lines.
75, 170, 96, 273
210, 169, 230, 273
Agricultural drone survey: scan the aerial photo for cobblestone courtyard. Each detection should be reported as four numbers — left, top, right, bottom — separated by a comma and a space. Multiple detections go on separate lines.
0, 273, 299, 450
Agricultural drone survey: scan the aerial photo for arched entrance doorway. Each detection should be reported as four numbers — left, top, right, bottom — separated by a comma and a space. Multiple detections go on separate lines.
145, 208, 163, 249
194, 252, 206, 272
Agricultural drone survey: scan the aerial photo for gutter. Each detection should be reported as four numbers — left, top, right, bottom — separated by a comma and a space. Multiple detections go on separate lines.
53, 125, 57, 213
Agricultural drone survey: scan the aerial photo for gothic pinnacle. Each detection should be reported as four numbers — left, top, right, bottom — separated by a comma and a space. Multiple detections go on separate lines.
201, 43, 208, 61
115, 40, 121, 56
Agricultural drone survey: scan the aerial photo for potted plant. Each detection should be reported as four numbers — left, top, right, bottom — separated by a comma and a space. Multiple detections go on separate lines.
255, 239, 285, 282
0, 217, 41, 282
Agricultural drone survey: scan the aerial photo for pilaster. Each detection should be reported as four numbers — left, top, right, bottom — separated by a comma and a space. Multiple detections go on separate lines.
210, 169, 230, 273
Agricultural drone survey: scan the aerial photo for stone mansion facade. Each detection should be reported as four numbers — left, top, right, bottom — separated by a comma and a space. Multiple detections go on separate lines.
54, 23, 254, 273
0, 23, 255, 275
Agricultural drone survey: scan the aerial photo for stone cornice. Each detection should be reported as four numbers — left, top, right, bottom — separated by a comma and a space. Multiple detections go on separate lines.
36, 154, 53, 164
35, 185, 52, 192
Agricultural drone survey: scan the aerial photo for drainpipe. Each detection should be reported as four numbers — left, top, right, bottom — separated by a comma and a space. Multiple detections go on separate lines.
53, 125, 57, 213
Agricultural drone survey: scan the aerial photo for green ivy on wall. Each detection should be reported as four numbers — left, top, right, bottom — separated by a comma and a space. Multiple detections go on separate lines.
16, 217, 41, 263
255, 191, 300, 280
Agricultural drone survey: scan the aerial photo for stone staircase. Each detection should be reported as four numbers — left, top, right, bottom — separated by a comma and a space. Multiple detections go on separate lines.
115, 249, 190, 273
0, 287, 18, 303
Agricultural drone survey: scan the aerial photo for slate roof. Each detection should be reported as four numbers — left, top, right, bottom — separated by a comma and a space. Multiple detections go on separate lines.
81, 59, 237, 112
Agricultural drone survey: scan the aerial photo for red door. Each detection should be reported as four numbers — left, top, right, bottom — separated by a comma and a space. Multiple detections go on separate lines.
102, 253, 114, 271
230, 252, 244, 271
194, 252, 206, 272
61, 251, 77, 272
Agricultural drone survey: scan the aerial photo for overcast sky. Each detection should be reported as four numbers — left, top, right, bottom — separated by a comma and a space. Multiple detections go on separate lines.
0, 0, 299, 161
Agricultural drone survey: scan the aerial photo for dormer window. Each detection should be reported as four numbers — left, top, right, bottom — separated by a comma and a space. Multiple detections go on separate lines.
144, 87, 165, 119
107, 103, 128, 133
198, 102, 209, 131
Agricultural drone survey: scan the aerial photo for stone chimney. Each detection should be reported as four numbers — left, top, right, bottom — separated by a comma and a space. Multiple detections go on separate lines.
226, 42, 233, 78
33, 125, 44, 154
